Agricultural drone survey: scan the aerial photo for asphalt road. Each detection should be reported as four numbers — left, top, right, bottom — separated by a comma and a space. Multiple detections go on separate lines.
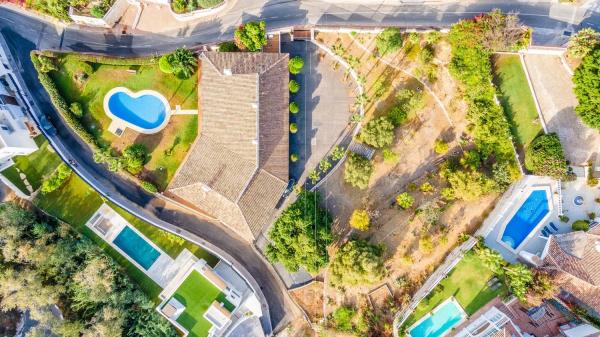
0, 0, 598, 333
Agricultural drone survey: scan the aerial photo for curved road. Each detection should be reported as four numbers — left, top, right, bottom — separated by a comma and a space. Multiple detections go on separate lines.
0, 0, 598, 333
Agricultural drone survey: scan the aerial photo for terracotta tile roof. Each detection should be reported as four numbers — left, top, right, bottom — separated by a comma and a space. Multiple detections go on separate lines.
554, 271, 600, 314
238, 170, 288, 236
542, 229, 600, 286
167, 52, 289, 240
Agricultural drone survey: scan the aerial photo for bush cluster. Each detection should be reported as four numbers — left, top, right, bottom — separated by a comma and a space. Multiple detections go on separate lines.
234, 21, 267, 52
358, 116, 394, 148
524, 133, 568, 179
344, 152, 373, 189
41, 163, 72, 194
573, 47, 600, 129
329, 239, 386, 285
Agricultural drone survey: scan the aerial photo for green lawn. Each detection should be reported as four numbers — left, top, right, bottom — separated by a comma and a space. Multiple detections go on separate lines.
493, 54, 542, 148
47, 53, 198, 189
403, 251, 508, 327
34, 174, 218, 300
172, 271, 234, 337
0, 136, 63, 194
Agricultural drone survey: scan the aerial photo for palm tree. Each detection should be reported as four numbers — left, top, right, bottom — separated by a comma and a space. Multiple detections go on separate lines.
168, 48, 197, 79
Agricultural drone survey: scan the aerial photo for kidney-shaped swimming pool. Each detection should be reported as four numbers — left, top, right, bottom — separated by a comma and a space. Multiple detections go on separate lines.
104, 87, 170, 134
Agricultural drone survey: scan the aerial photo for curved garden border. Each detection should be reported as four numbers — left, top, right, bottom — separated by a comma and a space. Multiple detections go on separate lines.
103, 86, 172, 134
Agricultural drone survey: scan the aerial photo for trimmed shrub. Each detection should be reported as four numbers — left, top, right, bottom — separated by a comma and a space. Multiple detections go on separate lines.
159, 55, 174, 73
218, 41, 239, 52
331, 145, 346, 161
141, 180, 158, 193
289, 79, 300, 93
234, 21, 267, 52
572, 220, 590, 231
396, 192, 414, 209
41, 163, 72, 194
290, 153, 298, 162
288, 56, 304, 75
289, 101, 299, 114
349, 209, 370, 231
434, 139, 449, 154
344, 152, 373, 189
70, 102, 84, 118
289, 123, 298, 134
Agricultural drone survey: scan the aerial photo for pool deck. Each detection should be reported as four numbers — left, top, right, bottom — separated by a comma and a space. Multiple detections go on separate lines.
85, 203, 198, 287
484, 175, 600, 263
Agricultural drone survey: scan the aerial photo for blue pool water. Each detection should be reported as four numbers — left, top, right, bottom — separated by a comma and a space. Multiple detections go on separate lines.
501, 190, 550, 249
409, 300, 465, 337
113, 226, 160, 270
107, 91, 167, 130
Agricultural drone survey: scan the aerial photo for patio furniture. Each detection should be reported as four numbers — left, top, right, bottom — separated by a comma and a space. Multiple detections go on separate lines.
550, 222, 559, 231
544, 226, 553, 234
541, 229, 549, 238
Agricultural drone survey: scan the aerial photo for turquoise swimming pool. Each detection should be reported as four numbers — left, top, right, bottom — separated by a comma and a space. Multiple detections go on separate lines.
113, 226, 160, 270
409, 300, 465, 337
106, 90, 168, 131
500, 189, 550, 249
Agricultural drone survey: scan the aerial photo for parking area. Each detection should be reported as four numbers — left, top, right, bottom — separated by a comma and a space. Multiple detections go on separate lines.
523, 54, 600, 165
281, 37, 354, 184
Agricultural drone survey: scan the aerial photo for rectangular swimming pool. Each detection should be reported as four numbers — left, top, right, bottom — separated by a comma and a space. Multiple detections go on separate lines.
409, 299, 466, 337
500, 189, 550, 249
113, 226, 161, 270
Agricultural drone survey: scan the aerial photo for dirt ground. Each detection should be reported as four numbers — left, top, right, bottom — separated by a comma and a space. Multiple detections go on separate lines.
290, 281, 325, 324
313, 32, 499, 326
523, 54, 600, 165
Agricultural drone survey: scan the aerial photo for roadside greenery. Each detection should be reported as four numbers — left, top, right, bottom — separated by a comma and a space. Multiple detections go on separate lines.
234, 21, 267, 52
375, 28, 403, 56
573, 47, 600, 129
217, 41, 239, 52
330, 239, 386, 285
524, 133, 568, 179
0, 203, 176, 337
344, 152, 373, 189
266, 191, 333, 273
41, 163, 72, 194
568, 28, 600, 58
443, 10, 528, 200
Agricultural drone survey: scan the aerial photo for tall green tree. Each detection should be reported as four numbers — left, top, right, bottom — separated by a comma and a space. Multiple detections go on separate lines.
568, 28, 600, 58
330, 239, 386, 285
266, 191, 333, 273
234, 21, 267, 51
122, 144, 147, 174
358, 117, 394, 148
524, 133, 568, 179
375, 28, 403, 56
344, 152, 373, 189
504, 263, 534, 302
573, 47, 600, 129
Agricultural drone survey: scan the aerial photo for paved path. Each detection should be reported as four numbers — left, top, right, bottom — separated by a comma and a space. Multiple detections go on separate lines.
523, 54, 600, 166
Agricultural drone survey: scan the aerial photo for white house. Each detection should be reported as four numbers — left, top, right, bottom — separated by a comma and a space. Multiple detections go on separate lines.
0, 38, 38, 170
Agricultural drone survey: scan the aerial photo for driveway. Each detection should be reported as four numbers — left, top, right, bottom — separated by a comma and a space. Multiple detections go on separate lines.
281, 38, 353, 185
523, 54, 600, 165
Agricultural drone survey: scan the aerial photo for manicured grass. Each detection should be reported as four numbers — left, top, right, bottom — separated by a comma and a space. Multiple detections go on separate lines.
403, 251, 508, 327
172, 271, 233, 337
141, 114, 198, 190
50, 54, 197, 147
47, 54, 199, 189
492, 54, 542, 148
34, 174, 218, 300
0, 136, 63, 194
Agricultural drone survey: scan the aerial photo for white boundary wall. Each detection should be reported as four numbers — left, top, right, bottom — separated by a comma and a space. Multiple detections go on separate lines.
69, 0, 129, 27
